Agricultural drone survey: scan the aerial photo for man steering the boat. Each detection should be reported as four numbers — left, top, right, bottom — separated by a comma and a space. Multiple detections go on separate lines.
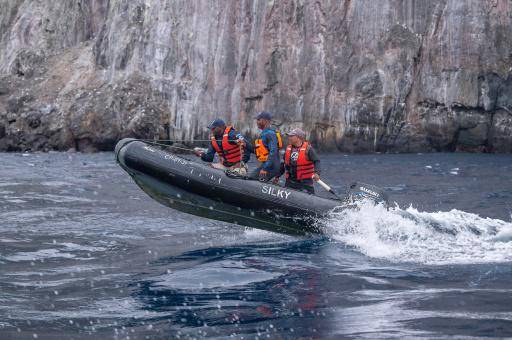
250, 111, 283, 182
278, 128, 321, 194
194, 118, 251, 175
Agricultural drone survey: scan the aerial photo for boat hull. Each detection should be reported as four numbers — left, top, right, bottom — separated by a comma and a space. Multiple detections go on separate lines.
115, 139, 386, 235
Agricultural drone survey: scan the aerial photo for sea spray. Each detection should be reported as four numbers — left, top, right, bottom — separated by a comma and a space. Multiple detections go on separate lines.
325, 201, 512, 265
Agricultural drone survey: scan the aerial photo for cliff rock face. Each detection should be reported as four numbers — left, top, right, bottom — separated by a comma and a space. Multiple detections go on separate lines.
0, 0, 511, 152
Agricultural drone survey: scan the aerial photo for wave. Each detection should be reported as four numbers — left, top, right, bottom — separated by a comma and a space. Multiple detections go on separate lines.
325, 201, 512, 265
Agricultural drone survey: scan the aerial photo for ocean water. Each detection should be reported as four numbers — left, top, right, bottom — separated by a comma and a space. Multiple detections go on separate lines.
0, 151, 511, 339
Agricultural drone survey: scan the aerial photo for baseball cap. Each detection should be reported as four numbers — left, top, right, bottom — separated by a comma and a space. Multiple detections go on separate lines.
254, 111, 272, 120
207, 118, 226, 129
286, 128, 306, 138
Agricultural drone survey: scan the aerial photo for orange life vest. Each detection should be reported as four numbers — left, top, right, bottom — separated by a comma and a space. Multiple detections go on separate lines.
254, 128, 283, 162
284, 141, 315, 180
211, 126, 241, 165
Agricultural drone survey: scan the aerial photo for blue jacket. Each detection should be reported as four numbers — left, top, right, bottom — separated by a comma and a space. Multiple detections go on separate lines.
258, 127, 280, 171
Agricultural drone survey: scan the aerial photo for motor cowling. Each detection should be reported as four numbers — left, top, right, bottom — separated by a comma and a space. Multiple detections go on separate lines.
344, 181, 389, 206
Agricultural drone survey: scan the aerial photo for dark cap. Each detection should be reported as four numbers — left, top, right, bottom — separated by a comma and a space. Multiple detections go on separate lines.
286, 128, 306, 138
207, 118, 226, 129
254, 111, 272, 120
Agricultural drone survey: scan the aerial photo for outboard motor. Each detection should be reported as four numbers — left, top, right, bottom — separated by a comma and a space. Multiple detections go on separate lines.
344, 182, 389, 206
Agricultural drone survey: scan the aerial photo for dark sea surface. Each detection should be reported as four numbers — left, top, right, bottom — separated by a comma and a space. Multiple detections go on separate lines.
1, 151, 511, 339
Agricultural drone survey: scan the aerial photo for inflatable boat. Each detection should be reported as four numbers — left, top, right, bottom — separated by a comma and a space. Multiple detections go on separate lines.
115, 139, 388, 235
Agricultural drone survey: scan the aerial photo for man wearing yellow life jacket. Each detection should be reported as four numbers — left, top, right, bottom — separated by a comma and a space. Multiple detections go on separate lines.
194, 118, 250, 175
279, 128, 321, 194
249, 111, 283, 181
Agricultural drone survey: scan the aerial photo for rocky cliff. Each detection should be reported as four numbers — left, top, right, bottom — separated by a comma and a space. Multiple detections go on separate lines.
0, 0, 511, 152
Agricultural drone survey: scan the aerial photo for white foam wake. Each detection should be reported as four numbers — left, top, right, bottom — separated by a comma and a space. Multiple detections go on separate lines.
325, 201, 512, 265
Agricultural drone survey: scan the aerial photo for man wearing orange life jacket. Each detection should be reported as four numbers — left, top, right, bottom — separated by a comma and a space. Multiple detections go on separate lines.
279, 128, 321, 194
249, 111, 283, 181
194, 118, 251, 175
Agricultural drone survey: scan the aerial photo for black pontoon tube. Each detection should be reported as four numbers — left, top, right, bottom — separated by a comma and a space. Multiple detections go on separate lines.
115, 139, 388, 235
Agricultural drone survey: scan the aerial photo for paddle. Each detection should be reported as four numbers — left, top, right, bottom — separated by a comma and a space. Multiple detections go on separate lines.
314, 176, 343, 200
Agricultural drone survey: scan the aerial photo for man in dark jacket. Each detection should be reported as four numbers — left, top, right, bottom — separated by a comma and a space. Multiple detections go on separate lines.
280, 128, 321, 194
249, 111, 282, 181
194, 118, 251, 175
